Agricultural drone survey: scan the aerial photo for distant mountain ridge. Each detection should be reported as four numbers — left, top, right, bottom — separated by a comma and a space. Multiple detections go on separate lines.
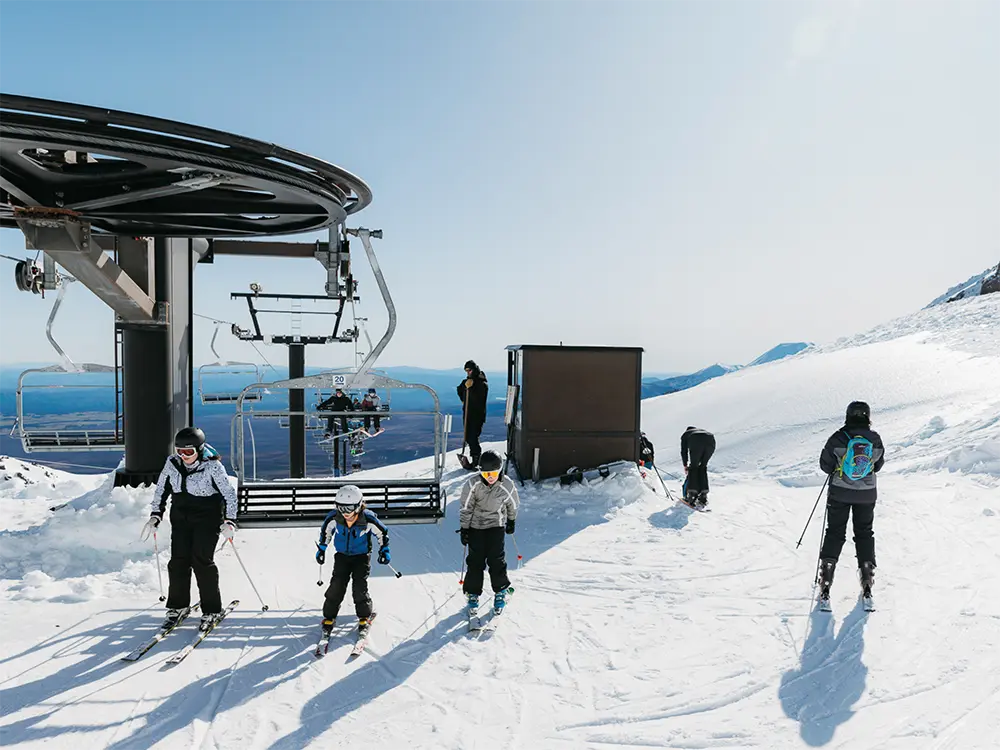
925, 262, 1000, 307
641, 342, 812, 399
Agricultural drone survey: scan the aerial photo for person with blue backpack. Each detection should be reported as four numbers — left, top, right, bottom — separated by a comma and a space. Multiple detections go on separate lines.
314, 485, 391, 639
816, 401, 885, 608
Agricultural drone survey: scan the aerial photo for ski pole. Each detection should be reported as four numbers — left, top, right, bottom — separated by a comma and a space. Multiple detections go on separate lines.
152, 530, 166, 602
511, 535, 523, 569
227, 539, 270, 611
651, 462, 676, 502
387, 563, 403, 579
317, 561, 324, 587
460, 544, 467, 586
796, 475, 830, 548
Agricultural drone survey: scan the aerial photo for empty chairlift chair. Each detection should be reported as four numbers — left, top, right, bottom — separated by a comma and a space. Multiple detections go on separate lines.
197, 323, 265, 405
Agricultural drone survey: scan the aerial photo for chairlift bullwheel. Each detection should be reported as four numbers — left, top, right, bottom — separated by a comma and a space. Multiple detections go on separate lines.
14, 260, 42, 294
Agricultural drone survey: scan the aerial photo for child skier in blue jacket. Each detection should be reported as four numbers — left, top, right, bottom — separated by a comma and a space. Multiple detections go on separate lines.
314, 485, 390, 637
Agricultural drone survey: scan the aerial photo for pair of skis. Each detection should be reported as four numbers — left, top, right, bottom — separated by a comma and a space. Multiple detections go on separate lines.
818, 587, 875, 613
468, 588, 514, 633
120, 600, 239, 664
315, 613, 377, 659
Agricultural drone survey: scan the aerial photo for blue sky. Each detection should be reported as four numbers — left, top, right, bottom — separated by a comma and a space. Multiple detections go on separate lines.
1, 0, 997, 374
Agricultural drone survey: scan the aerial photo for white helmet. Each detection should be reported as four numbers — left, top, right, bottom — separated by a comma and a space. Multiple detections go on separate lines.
335, 484, 364, 514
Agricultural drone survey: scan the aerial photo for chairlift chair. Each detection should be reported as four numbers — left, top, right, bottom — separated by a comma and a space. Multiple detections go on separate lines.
14, 277, 125, 452
197, 323, 265, 405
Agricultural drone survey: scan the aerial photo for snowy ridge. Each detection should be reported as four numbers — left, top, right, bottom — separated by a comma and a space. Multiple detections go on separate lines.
1, 293, 999, 749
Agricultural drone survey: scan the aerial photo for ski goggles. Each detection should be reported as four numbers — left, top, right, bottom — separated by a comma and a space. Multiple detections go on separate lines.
480, 469, 501, 482
336, 503, 361, 516
175, 446, 198, 458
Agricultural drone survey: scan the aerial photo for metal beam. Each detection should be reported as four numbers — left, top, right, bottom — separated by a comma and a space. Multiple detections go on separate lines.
16, 216, 156, 321
211, 239, 327, 258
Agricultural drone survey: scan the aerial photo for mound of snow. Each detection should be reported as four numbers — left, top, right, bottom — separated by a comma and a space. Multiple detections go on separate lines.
0, 470, 162, 599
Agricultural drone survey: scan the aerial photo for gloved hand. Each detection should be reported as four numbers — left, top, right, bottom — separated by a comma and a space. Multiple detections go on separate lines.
221, 519, 237, 541
315, 542, 327, 565
505, 519, 515, 535
459, 528, 470, 546
140, 514, 161, 540
378, 545, 391, 565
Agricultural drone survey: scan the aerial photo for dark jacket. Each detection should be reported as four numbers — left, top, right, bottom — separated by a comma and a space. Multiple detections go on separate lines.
318, 507, 388, 556
820, 424, 885, 504
681, 427, 715, 467
457, 367, 489, 427
318, 393, 354, 412
639, 433, 655, 466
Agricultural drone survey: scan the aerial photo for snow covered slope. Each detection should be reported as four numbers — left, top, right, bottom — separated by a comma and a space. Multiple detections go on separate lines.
1, 293, 998, 750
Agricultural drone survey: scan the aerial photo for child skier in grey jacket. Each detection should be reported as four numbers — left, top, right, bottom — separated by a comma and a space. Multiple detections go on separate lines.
459, 449, 519, 614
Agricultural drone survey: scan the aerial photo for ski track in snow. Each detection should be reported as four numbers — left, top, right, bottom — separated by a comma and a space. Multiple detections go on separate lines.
1, 293, 999, 749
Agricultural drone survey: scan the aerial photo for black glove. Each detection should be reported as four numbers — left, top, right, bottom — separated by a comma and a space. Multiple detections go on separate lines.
315, 542, 327, 565
459, 528, 470, 546
505, 519, 515, 535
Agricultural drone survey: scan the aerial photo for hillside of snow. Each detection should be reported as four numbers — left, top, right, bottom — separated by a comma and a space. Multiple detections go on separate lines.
924, 262, 999, 307
1, 293, 999, 749
747, 342, 812, 367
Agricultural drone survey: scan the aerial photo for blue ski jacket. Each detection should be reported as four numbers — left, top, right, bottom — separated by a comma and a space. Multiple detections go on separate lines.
318, 508, 388, 556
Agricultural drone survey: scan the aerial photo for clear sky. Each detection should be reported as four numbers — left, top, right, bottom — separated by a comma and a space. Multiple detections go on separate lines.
1, 0, 997, 374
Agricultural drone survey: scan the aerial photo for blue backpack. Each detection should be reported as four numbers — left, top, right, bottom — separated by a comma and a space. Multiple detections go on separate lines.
839, 431, 875, 480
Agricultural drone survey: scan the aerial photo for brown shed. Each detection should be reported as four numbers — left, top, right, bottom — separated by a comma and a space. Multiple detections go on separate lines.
504, 345, 643, 481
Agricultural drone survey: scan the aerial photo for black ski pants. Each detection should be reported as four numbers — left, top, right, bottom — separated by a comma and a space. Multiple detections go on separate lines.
463, 527, 510, 597
685, 445, 714, 494
166, 517, 222, 615
820, 499, 876, 567
464, 419, 484, 464
323, 552, 373, 620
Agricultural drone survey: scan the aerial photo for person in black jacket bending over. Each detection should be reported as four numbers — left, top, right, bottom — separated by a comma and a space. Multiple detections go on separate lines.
816, 401, 885, 605
681, 426, 716, 508
457, 359, 489, 469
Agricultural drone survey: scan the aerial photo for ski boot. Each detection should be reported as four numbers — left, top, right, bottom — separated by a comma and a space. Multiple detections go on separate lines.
321, 618, 336, 637
466, 593, 480, 615
493, 587, 513, 615
860, 562, 876, 611
816, 559, 836, 611
357, 610, 377, 637
160, 608, 185, 630
696, 491, 709, 509
199, 612, 222, 632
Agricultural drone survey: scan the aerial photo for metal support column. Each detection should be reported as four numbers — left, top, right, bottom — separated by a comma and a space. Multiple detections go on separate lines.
289, 343, 306, 478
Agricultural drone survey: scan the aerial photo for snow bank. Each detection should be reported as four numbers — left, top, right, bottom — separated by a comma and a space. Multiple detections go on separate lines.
0, 470, 161, 601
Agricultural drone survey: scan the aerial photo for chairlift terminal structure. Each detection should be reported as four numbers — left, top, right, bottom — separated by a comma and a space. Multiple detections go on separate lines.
1, 93, 447, 525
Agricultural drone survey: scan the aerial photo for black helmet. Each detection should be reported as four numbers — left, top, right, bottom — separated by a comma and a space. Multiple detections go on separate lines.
845, 401, 871, 425
174, 426, 206, 449
479, 450, 504, 483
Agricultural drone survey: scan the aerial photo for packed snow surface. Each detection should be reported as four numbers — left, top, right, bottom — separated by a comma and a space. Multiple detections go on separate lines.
1, 294, 998, 749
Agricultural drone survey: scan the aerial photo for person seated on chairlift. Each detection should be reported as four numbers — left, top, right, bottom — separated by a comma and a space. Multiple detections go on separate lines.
318, 386, 353, 438
360, 388, 382, 434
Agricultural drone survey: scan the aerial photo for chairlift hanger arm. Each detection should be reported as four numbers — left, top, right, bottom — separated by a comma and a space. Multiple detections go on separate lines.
229, 291, 359, 344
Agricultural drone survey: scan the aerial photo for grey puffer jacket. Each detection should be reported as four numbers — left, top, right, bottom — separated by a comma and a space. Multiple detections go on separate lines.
820, 425, 885, 505
458, 475, 518, 530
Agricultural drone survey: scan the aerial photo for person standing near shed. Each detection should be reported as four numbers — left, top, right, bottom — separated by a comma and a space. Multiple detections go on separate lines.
681, 426, 716, 508
457, 359, 489, 469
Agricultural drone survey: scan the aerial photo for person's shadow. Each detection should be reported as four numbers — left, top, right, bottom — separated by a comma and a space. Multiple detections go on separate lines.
779, 598, 870, 746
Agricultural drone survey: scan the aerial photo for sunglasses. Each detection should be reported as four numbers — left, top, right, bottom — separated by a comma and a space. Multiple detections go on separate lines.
480, 469, 501, 481
176, 447, 198, 458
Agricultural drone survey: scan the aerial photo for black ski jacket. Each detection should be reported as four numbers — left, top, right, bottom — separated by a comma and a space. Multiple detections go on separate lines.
681, 427, 716, 467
